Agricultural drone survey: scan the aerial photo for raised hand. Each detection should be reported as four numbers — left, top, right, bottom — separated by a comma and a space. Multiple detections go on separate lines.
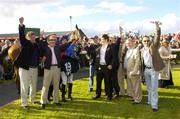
150, 21, 162, 27
19, 17, 24, 24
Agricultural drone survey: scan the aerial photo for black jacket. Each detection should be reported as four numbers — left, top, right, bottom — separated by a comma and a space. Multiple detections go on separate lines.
95, 44, 118, 71
86, 43, 99, 65
15, 24, 40, 70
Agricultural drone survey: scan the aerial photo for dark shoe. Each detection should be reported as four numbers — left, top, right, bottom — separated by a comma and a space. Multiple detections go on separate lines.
41, 104, 46, 109
62, 98, 67, 102
89, 88, 93, 92
152, 108, 158, 112
68, 83, 73, 100
107, 97, 112, 101
132, 102, 140, 105
22, 106, 29, 110
34, 101, 41, 104
54, 103, 62, 106
62, 84, 67, 102
92, 95, 100, 100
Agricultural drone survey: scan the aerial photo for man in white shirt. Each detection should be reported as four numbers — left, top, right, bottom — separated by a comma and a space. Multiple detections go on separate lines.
93, 34, 117, 101
141, 22, 164, 112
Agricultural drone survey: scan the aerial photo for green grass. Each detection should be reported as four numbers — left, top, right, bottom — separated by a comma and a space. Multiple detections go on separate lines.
0, 69, 180, 119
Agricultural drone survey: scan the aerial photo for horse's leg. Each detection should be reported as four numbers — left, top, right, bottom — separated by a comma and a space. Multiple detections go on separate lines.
14, 66, 20, 94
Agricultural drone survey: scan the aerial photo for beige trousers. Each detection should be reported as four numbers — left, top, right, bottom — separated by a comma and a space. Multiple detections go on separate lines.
40, 66, 60, 104
118, 64, 133, 96
128, 75, 142, 103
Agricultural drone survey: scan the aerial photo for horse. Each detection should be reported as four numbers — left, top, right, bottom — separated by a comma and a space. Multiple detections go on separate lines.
8, 42, 21, 94
69, 24, 88, 43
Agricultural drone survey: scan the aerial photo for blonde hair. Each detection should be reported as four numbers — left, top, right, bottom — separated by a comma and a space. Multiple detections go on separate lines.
26, 31, 35, 40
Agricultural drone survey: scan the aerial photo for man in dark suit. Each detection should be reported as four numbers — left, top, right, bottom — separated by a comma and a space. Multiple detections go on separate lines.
40, 34, 62, 109
93, 34, 117, 100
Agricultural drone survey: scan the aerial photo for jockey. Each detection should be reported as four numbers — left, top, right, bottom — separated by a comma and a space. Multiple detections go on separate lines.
60, 36, 80, 102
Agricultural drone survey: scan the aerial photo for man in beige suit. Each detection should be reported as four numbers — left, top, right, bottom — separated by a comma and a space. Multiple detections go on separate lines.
141, 22, 164, 112
125, 38, 142, 103
118, 38, 133, 97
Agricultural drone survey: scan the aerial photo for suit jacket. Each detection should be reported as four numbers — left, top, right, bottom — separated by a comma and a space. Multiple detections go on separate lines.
127, 48, 141, 78
118, 43, 128, 68
141, 27, 164, 72
95, 44, 118, 71
43, 45, 61, 69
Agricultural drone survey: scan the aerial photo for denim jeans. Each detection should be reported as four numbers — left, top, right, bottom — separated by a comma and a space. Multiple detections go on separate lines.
144, 68, 159, 109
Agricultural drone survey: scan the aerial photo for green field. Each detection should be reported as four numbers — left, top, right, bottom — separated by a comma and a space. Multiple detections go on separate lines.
0, 68, 180, 119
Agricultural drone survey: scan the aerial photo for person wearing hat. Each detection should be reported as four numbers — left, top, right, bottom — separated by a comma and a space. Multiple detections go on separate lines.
159, 39, 174, 88
40, 34, 61, 109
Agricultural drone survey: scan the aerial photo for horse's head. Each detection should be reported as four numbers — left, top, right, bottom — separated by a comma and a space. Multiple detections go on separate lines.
69, 24, 87, 43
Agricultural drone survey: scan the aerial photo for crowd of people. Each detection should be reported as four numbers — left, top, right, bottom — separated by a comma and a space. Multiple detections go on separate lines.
0, 17, 180, 112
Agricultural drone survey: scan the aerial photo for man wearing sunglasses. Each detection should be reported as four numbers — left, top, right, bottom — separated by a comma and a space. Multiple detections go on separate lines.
40, 34, 61, 109
141, 22, 164, 112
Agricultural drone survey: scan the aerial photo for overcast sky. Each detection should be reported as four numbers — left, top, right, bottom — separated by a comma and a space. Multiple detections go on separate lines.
0, 0, 180, 36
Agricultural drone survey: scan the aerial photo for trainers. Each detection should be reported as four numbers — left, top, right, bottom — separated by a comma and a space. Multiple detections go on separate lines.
132, 102, 140, 105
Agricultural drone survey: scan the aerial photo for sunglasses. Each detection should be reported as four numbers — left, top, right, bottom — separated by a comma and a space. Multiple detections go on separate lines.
143, 40, 150, 42
48, 39, 56, 42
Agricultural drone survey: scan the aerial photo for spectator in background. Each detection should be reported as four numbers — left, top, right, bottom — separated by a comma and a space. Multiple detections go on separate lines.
170, 33, 180, 49
0, 40, 2, 52
159, 39, 174, 88
0, 52, 3, 80
0, 39, 12, 80
1, 40, 11, 52
109, 36, 120, 98
86, 37, 99, 92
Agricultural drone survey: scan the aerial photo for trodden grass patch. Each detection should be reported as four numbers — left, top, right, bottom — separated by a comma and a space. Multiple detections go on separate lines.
0, 68, 180, 119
